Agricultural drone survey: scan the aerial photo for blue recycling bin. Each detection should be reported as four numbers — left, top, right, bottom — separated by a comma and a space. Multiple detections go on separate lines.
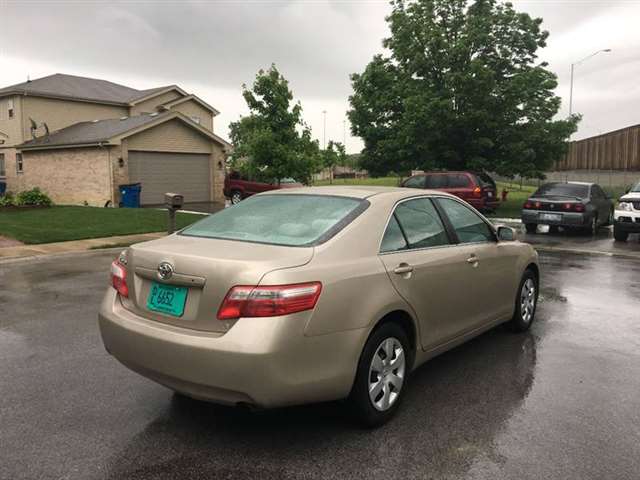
0, 181, 6, 196
119, 183, 142, 208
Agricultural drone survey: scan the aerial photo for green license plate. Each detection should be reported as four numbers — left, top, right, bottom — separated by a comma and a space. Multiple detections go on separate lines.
147, 282, 188, 317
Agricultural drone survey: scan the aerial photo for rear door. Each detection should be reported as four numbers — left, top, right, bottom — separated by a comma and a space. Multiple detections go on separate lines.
425, 174, 448, 191
447, 173, 473, 202
378, 197, 475, 350
434, 197, 516, 329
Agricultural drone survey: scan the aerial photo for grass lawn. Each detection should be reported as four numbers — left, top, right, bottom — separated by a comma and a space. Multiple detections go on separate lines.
313, 177, 403, 187
0, 206, 204, 244
312, 177, 533, 218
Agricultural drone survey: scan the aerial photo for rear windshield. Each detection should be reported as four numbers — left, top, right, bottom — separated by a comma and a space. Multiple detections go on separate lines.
180, 194, 366, 246
474, 172, 496, 189
534, 183, 589, 198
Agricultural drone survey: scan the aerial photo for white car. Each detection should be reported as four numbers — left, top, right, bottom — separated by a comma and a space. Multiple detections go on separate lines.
614, 181, 640, 242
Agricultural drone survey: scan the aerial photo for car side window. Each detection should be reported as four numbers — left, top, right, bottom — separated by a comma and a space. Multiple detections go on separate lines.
403, 175, 425, 189
382, 198, 449, 251
425, 174, 448, 189
436, 198, 495, 244
448, 174, 470, 188
380, 215, 408, 253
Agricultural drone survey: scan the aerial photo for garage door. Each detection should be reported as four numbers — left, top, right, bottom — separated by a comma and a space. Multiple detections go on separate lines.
128, 151, 211, 205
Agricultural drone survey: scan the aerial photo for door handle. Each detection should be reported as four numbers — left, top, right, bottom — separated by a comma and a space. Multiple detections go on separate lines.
466, 255, 479, 265
393, 264, 414, 275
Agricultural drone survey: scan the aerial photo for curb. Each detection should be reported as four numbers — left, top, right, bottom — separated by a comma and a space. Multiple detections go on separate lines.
533, 245, 640, 260
0, 247, 125, 265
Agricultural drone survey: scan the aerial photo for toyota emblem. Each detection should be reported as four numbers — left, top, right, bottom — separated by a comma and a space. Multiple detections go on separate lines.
157, 262, 174, 280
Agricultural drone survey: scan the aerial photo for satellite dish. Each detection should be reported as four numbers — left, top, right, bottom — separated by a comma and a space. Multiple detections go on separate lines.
43, 123, 50, 136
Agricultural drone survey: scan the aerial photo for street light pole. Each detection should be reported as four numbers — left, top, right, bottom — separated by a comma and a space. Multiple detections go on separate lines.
569, 48, 612, 116
322, 110, 327, 150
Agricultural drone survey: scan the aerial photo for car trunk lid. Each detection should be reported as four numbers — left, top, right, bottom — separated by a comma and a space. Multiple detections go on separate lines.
120, 235, 314, 333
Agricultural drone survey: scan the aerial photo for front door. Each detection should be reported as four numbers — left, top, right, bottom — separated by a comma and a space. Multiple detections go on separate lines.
434, 197, 515, 330
378, 197, 475, 350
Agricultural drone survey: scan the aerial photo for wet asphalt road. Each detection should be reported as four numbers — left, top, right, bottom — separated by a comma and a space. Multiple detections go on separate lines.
1, 251, 639, 480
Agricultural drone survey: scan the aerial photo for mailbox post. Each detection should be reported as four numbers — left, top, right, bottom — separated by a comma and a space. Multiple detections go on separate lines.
164, 193, 184, 234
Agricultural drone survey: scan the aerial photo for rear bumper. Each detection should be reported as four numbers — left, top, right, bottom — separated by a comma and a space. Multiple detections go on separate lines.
98, 289, 366, 408
614, 210, 640, 232
467, 198, 500, 210
521, 210, 589, 227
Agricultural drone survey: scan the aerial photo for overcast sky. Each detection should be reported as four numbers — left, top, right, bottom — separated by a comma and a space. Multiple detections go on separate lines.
1, 0, 639, 153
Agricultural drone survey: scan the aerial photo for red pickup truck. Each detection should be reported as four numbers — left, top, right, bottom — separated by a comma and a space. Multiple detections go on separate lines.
224, 172, 302, 204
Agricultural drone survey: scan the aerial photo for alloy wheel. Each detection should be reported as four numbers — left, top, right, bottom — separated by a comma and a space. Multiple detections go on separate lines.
231, 192, 242, 204
520, 278, 536, 324
368, 337, 405, 411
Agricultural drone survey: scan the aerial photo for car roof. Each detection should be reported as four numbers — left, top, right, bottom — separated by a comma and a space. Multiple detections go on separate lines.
261, 185, 456, 200
412, 171, 475, 176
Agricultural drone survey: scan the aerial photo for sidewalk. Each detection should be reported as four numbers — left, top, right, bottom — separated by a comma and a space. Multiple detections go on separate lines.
0, 232, 165, 262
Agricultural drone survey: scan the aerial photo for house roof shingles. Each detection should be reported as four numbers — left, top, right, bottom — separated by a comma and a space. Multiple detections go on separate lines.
0, 73, 172, 105
19, 113, 166, 149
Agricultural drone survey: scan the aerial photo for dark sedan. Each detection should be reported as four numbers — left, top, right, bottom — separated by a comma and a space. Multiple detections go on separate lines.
522, 182, 614, 235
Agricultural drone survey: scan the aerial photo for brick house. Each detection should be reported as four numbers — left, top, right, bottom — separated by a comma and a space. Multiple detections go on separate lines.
0, 74, 231, 206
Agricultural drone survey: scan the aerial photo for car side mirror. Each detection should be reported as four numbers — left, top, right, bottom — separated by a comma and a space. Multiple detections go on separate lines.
497, 226, 515, 241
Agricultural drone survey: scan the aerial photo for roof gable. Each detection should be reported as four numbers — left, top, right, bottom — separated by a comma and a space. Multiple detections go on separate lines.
160, 94, 220, 116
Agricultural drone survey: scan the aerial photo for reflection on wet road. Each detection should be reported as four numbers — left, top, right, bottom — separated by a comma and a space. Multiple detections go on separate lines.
1, 251, 639, 479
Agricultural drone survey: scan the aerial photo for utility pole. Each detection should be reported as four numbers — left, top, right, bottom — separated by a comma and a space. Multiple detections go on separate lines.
343, 118, 346, 147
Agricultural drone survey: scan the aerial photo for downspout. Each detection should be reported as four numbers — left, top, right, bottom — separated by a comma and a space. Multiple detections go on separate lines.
100, 142, 114, 207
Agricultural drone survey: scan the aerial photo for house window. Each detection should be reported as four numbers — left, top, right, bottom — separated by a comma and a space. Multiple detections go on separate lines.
8, 99, 14, 119
16, 152, 23, 173
0, 153, 5, 177
191, 116, 201, 124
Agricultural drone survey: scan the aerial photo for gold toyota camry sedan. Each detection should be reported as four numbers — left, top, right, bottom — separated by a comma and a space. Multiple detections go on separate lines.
99, 186, 539, 426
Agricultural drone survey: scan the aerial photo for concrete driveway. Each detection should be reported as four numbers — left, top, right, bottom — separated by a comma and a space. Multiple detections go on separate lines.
1, 250, 639, 479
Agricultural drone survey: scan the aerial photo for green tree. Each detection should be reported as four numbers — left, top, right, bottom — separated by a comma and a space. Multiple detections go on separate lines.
348, 0, 579, 178
230, 65, 321, 185
320, 141, 347, 183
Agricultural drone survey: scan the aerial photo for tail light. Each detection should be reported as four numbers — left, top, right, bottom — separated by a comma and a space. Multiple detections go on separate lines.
217, 282, 322, 320
472, 186, 482, 198
523, 200, 541, 209
110, 260, 129, 298
562, 203, 585, 212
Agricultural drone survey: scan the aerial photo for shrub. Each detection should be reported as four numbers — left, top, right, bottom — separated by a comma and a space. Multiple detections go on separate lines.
0, 192, 16, 207
16, 187, 53, 207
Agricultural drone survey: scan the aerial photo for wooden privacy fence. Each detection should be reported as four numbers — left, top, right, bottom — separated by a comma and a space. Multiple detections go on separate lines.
553, 123, 640, 171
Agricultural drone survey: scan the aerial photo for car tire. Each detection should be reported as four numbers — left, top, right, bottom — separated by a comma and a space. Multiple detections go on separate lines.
586, 215, 598, 235
230, 190, 243, 205
613, 224, 629, 242
605, 209, 614, 227
349, 322, 411, 428
525, 223, 537, 234
507, 269, 538, 333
